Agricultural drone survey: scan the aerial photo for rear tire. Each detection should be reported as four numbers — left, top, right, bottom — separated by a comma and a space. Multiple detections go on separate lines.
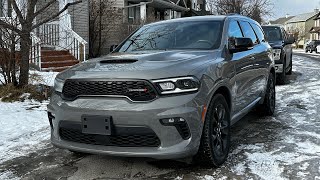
195, 94, 231, 167
258, 73, 276, 116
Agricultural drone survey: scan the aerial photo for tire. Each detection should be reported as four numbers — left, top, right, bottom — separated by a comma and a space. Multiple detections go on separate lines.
258, 73, 276, 116
195, 94, 231, 167
277, 59, 286, 85
286, 56, 292, 75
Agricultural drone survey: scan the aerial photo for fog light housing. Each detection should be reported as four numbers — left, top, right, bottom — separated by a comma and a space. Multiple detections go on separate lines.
160, 117, 190, 139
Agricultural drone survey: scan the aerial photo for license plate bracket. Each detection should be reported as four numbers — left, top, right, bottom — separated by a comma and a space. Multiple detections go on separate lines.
81, 115, 112, 135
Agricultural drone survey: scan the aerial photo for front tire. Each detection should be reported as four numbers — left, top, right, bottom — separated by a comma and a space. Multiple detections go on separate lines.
277, 63, 286, 85
287, 56, 293, 75
195, 94, 231, 167
258, 73, 276, 116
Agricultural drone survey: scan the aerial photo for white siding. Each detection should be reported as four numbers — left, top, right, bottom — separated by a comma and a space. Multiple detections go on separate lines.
69, 0, 89, 55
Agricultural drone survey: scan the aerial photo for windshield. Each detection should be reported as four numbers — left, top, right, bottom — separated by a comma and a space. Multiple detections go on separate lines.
262, 27, 282, 42
117, 21, 223, 52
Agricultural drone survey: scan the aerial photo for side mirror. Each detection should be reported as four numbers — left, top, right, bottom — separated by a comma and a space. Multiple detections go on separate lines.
228, 37, 254, 53
285, 37, 295, 45
110, 44, 118, 52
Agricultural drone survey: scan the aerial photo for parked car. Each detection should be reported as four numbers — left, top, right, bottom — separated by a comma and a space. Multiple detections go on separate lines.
305, 40, 320, 53
262, 25, 294, 84
48, 15, 275, 167
317, 45, 320, 54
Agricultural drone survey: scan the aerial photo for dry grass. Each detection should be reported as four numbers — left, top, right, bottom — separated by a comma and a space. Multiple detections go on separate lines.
0, 84, 49, 102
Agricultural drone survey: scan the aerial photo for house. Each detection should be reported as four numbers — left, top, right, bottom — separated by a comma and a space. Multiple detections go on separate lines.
0, 0, 90, 72
309, 12, 320, 41
96, 0, 209, 55
285, 9, 319, 47
269, 15, 294, 26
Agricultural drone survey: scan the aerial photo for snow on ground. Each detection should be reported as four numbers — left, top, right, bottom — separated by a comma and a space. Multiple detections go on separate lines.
226, 55, 320, 179
0, 71, 57, 179
0, 100, 50, 163
29, 70, 58, 87
0, 70, 58, 87
293, 49, 320, 58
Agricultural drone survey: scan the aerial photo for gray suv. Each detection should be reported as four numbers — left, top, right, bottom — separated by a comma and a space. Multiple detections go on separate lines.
48, 15, 275, 166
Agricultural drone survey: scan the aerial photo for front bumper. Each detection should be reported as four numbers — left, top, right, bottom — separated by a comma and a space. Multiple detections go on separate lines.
47, 92, 204, 159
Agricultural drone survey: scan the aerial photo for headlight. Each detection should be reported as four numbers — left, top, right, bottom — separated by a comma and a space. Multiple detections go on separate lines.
152, 77, 200, 95
54, 78, 64, 93
272, 49, 281, 60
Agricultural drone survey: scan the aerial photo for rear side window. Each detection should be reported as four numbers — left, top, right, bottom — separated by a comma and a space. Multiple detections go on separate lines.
228, 20, 243, 38
239, 21, 258, 44
251, 23, 265, 43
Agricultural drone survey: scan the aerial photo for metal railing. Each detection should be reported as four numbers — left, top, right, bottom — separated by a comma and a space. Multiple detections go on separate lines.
30, 32, 42, 70
38, 20, 87, 61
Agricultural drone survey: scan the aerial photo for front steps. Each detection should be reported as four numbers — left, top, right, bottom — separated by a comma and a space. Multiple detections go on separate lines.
41, 50, 79, 72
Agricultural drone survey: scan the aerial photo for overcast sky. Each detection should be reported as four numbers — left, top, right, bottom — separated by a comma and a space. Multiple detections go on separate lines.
270, 0, 320, 20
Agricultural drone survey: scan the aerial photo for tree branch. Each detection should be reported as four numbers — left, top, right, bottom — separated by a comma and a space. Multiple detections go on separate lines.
10, 0, 24, 23
0, 19, 22, 33
31, 0, 82, 30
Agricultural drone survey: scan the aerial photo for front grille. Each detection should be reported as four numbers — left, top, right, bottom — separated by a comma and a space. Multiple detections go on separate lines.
62, 79, 157, 101
59, 126, 161, 147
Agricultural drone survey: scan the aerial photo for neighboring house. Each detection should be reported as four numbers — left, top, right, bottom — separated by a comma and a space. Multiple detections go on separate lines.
285, 9, 319, 47
0, 0, 89, 72
269, 15, 294, 26
309, 12, 320, 41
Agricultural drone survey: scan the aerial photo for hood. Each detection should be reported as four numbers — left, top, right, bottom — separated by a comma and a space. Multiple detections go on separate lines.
268, 41, 284, 49
57, 50, 218, 80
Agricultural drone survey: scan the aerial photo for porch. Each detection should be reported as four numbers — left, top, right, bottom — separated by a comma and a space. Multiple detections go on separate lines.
0, 0, 88, 72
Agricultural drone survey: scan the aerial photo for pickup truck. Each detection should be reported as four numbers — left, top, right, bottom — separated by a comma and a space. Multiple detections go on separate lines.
262, 25, 295, 84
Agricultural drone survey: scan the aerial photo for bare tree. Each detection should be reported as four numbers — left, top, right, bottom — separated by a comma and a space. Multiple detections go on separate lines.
292, 27, 306, 49
89, 0, 122, 58
207, 0, 273, 23
0, 0, 81, 87
0, 5, 20, 85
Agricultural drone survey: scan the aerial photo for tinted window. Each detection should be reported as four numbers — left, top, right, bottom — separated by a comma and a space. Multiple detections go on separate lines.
251, 23, 265, 42
117, 21, 223, 52
239, 21, 258, 44
228, 21, 243, 38
262, 26, 283, 42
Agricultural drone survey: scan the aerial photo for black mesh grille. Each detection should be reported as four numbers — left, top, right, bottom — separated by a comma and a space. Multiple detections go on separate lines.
59, 127, 161, 147
62, 79, 157, 101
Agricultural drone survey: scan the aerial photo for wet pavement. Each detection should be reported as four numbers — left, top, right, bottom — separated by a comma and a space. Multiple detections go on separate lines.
1, 54, 320, 180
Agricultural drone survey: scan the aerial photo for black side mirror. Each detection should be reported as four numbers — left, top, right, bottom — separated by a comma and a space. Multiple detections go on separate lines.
228, 37, 254, 53
110, 45, 118, 52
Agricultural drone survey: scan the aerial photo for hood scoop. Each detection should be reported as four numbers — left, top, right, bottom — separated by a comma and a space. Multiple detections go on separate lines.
100, 59, 138, 64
